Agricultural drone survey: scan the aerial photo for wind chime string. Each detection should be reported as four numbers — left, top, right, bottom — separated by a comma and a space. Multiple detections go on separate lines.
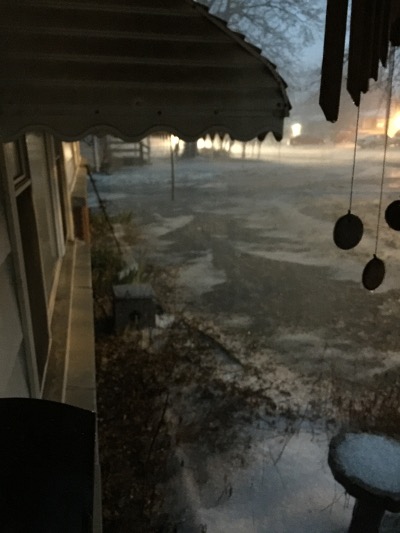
349, 104, 361, 213
374, 46, 396, 256
362, 46, 395, 291
332, 101, 364, 251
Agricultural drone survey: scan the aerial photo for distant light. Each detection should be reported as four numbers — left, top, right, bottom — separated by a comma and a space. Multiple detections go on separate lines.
171, 135, 180, 148
204, 135, 213, 149
222, 136, 230, 151
388, 113, 400, 137
291, 123, 302, 137
197, 138, 205, 150
230, 142, 242, 155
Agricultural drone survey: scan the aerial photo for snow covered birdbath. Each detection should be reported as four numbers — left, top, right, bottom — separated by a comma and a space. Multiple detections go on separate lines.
328, 432, 400, 532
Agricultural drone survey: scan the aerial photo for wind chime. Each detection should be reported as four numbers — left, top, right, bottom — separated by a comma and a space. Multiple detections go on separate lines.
333, 47, 398, 291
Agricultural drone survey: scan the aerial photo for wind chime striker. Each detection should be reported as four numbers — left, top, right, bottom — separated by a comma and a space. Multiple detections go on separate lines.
333, 47, 397, 291
385, 199, 400, 230
362, 47, 396, 291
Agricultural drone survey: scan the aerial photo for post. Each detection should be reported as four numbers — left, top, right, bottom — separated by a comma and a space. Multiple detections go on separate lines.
93, 135, 100, 172
348, 499, 385, 533
170, 136, 175, 201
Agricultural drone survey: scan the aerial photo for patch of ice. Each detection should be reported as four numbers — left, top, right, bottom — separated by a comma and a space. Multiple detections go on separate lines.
271, 331, 326, 356
199, 181, 227, 191
87, 192, 130, 208
183, 429, 352, 532
143, 215, 194, 238
239, 247, 329, 267
178, 252, 226, 296
271, 329, 400, 380
337, 433, 400, 494
218, 313, 253, 329
155, 313, 175, 329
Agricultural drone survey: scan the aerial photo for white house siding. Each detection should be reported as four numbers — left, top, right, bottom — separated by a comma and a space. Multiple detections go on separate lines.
27, 133, 61, 304
0, 194, 29, 397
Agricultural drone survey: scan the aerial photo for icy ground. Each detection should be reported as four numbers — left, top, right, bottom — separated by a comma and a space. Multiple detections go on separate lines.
90, 140, 400, 532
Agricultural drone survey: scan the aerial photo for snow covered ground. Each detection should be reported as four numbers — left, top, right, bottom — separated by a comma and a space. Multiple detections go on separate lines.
89, 139, 400, 532
169, 423, 353, 532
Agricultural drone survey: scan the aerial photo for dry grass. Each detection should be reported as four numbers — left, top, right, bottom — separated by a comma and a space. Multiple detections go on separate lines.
329, 369, 400, 438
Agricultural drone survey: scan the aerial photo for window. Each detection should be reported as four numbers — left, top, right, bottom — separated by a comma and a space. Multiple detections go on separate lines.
26, 133, 61, 304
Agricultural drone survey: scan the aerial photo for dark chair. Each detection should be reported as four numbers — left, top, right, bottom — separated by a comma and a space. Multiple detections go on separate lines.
0, 398, 96, 533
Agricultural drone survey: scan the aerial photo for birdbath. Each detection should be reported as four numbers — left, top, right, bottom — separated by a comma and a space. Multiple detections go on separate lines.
328, 432, 400, 532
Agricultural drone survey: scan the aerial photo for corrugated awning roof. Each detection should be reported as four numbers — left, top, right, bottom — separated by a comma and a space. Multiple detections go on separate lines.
0, 0, 290, 142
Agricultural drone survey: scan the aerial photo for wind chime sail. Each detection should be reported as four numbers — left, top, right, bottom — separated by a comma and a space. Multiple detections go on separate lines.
361, 47, 396, 291
320, 0, 400, 122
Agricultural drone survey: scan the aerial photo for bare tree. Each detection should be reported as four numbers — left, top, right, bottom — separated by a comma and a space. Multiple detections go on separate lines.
196, 0, 324, 89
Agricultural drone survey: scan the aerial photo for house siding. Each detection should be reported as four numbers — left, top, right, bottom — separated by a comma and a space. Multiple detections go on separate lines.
1, 134, 100, 529
0, 195, 29, 397
0, 192, 10, 265
27, 133, 61, 305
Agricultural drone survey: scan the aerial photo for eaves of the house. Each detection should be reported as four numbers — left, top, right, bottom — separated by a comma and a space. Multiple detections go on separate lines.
0, 0, 291, 143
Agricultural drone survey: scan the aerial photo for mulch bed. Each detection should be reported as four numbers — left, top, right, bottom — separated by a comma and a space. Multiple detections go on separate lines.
96, 330, 178, 533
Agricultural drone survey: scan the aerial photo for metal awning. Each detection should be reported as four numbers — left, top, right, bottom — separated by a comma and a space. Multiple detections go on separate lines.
0, 0, 290, 142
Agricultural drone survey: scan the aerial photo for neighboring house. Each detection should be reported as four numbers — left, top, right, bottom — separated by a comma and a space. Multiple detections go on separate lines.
81, 135, 151, 172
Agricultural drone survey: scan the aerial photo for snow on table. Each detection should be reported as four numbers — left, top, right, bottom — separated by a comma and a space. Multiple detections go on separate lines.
335, 433, 400, 495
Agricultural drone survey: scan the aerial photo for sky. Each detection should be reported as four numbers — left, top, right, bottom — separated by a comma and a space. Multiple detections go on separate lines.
195, 0, 326, 100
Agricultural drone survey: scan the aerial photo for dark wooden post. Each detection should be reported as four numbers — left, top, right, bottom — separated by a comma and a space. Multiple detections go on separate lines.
348, 499, 385, 533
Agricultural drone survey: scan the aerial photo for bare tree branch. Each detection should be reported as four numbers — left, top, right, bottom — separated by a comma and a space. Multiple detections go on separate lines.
196, 0, 325, 89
